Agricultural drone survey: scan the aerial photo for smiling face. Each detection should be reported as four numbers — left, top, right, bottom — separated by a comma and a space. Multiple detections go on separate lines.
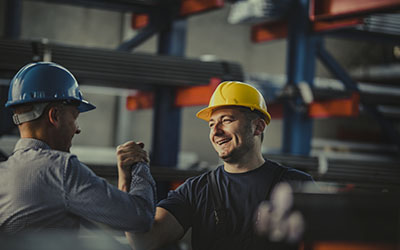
208, 107, 257, 164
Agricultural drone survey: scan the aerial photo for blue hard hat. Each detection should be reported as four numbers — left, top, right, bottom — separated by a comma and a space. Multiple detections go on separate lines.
5, 62, 95, 112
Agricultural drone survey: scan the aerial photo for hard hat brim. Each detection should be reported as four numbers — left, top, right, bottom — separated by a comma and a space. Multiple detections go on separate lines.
77, 100, 96, 113
196, 104, 271, 124
5, 98, 96, 113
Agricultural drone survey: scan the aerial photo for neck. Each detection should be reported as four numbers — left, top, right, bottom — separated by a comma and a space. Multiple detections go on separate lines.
19, 122, 53, 149
223, 152, 265, 173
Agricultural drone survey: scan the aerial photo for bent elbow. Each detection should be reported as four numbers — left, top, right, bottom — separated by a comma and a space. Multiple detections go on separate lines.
126, 209, 154, 232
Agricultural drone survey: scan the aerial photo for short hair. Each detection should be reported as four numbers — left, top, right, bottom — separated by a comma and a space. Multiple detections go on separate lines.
238, 107, 265, 142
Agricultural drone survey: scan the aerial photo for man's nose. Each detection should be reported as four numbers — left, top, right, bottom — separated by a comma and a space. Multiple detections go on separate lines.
75, 127, 81, 134
211, 122, 224, 136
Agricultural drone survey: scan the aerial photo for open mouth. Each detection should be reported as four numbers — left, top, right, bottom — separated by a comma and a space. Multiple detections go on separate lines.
215, 138, 231, 145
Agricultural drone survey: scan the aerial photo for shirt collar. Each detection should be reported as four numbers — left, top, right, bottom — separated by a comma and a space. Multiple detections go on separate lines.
14, 138, 51, 152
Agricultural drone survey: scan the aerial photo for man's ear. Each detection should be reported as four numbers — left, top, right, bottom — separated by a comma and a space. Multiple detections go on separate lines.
253, 118, 266, 136
48, 106, 60, 127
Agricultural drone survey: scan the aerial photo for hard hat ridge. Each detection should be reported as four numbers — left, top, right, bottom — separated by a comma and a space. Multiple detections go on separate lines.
196, 81, 271, 124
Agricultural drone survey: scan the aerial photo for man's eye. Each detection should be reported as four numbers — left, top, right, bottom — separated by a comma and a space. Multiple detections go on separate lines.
223, 119, 232, 123
209, 123, 214, 128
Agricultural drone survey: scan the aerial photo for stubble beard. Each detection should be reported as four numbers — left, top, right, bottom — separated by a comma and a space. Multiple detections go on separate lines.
219, 129, 255, 164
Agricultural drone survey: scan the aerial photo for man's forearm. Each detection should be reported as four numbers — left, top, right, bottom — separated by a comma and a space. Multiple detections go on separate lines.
125, 207, 185, 250
124, 162, 156, 232
118, 167, 131, 192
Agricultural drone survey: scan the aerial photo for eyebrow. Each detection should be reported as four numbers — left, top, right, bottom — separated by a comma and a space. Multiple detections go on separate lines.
209, 114, 234, 122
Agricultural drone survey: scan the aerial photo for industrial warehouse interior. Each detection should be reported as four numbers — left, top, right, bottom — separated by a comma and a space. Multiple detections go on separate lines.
0, 0, 400, 250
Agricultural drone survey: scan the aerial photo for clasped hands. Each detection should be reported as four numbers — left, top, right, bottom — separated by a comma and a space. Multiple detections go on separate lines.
116, 141, 150, 191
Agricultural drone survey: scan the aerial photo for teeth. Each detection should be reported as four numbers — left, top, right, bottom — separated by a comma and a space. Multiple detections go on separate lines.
217, 138, 230, 145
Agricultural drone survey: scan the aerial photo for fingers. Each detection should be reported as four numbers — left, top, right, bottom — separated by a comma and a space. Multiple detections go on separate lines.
116, 141, 150, 169
119, 151, 149, 166
117, 141, 145, 155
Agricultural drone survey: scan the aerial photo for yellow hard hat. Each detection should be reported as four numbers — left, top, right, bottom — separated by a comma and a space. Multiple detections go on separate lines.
196, 81, 271, 124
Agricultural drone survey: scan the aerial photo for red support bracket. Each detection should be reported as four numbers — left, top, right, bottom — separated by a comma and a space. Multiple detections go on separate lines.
126, 91, 154, 110
125, 78, 221, 111
252, 0, 400, 43
251, 16, 363, 43
180, 0, 224, 17
313, 17, 364, 32
265, 93, 360, 121
175, 77, 220, 107
308, 92, 360, 118
131, 13, 149, 30
251, 20, 288, 43
131, 0, 224, 30
310, 0, 400, 21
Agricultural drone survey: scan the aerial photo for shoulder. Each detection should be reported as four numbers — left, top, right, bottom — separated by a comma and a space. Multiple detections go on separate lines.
160, 166, 221, 202
20, 145, 74, 171
265, 158, 313, 182
177, 167, 216, 192
56, 153, 96, 182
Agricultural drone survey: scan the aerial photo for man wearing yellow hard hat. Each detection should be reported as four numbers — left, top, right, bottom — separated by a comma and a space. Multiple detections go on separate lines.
120, 81, 313, 250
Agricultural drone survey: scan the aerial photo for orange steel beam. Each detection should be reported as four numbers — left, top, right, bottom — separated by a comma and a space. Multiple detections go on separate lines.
131, 0, 224, 29
126, 91, 154, 110
311, 241, 397, 250
260, 94, 359, 120
126, 83, 360, 119
252, 0, 400, 43
310, 0, 400, 21
175, 77, 220, 107
313, 17, 363, 32
180, 0, 224, 17
251, 21, 288, 43
126, 78, 221, 111
251, 17, 362, 43
308, 93, 360, 118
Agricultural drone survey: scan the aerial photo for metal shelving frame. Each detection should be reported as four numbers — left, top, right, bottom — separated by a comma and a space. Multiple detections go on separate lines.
281, 0, 400, 155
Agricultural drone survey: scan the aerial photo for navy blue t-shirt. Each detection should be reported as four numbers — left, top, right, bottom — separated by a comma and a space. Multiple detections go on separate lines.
158, 159, 313, 250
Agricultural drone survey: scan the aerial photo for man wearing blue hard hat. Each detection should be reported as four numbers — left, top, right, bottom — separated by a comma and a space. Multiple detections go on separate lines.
0, 62, 156, 234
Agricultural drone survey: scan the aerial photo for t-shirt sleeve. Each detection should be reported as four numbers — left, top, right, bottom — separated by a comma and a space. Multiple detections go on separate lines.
282, 168, 317, 192
157, 178, 195, 232
284, 168, 314, 182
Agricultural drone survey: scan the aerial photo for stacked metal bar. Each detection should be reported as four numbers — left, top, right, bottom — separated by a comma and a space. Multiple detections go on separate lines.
361, 13, 400, 36
0, 39, 243, 90
266, 154, 400, 193
26, 0, 161, 12
228, 0, 292, 24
